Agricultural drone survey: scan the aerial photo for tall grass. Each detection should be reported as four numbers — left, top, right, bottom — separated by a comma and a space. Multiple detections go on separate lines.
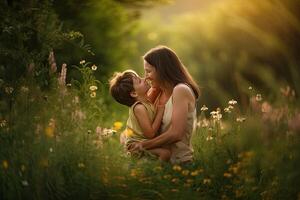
1, 60, 299, 199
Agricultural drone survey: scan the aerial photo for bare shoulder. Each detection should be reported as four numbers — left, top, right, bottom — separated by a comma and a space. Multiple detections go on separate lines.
133, 103, 146, 113
173, 84, 195, 99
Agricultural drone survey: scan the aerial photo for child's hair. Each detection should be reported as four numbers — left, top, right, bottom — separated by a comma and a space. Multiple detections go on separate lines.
109, 70, 138, 107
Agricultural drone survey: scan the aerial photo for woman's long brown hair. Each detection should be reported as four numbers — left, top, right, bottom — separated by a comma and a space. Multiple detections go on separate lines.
143, 45, 200, 99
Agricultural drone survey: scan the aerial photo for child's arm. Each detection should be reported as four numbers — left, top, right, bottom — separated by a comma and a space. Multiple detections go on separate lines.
133, 104, 165, 139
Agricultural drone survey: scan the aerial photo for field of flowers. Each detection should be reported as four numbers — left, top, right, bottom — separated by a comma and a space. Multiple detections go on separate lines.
0, 59, 299, 200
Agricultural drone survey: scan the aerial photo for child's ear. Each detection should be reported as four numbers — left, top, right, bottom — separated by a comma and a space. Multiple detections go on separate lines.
130, 91, 137, 98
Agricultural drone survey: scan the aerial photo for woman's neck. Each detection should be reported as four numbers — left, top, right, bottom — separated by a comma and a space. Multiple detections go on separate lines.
160, 84, 173, 97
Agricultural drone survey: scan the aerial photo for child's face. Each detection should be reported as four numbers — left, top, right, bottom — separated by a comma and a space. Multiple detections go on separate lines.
132, 75, 150, 97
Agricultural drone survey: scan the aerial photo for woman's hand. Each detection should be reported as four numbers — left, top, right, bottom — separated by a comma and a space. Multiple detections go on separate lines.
127, 142, 144, 152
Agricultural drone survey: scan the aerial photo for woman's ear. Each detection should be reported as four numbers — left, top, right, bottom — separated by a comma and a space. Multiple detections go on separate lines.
130, 91, 138, 98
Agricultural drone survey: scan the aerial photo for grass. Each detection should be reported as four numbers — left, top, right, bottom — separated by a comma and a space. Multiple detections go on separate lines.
0, 62, 299, 200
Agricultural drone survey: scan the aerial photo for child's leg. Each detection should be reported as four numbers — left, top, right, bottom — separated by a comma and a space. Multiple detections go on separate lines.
148, 148, 171, 162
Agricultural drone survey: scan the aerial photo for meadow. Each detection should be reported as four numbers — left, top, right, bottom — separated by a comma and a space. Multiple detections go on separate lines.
1, 60, 299, 199
1, 0, 300, 199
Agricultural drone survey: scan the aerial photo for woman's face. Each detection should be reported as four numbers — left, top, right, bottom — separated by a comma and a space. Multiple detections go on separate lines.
143, 60, 159, 87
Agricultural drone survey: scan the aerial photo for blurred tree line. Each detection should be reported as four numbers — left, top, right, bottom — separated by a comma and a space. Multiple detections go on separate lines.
0, 0, 166, 89
129, 0, 300, 108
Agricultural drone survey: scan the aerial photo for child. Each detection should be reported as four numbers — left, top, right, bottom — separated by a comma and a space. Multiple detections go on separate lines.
109, 70, 170, 161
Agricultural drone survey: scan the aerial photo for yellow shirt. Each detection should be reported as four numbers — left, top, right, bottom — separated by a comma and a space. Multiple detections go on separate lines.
123, 101, 156, 146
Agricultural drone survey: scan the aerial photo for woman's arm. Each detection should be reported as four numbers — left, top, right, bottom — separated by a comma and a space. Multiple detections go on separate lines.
138, 85, 194, 150
134, 104, 164, 139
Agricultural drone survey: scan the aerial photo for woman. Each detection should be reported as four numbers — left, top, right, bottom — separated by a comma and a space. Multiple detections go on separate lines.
129, 45, 200, 164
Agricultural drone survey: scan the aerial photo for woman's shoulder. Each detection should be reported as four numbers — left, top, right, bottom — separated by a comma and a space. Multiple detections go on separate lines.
173, 83, 195, 99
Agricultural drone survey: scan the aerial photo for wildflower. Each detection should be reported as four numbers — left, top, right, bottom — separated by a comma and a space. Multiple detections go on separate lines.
91, 64, 97, 71
73, 96, 79, 104
190, 171, 198, 176
20, 86, 29, 93
255, 94, 262, 102
130, 169, 138, 177
163, 175, 171, 179
5, 87, 14, 94
172, 165, 182, 171
210, 109, 222, 120
59, 63, 67, 86
2, 160, 8, 169
125, 128, 133, 137
201, 119, 209, 128
21, 165, 26, 172
0, 119, 7, 127
236, 117, 246, 122
87, 130, 92, 134
45, 119, 55, 138
102, 128, 116, 137
80, 60, 86, 65
49, 148, 53, 153
113, 121, 123, 131
210, 111, 218, 116
223, 172, 232, 178
206, 136, 213, 141
89, 85, 98, 91
171, 178, 179, 183
181, 170, 189, 176
200, 105, 208, 111
228, 99, 237, 105
154, 166, 162, 172
203, 178, 211, 184
21, 180, 29, 186
248, 86, 252, 90
66, 83, 72, 87
90, 91, 96, 98
224, 107, 231, 113
78, 162, 85, 168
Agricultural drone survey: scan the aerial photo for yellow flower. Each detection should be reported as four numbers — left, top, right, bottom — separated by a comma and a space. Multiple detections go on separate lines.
191, 170, 199, 176
223, 172, 232, 178
163, 175, 171, 179
203, 178, 211, 184
80, 60, 86, 65
181, 169, 189, 176
45, 126, 54, 138
78, 162, 85, 168
2, 160, 8, 169
172, 165, 182, 171
171, 178, 179, 183
89, 85, 98, 91
125, 129, 133, 137
113, 121, 123, 131
90, 91, 96, 98
91, 64, 97, 71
